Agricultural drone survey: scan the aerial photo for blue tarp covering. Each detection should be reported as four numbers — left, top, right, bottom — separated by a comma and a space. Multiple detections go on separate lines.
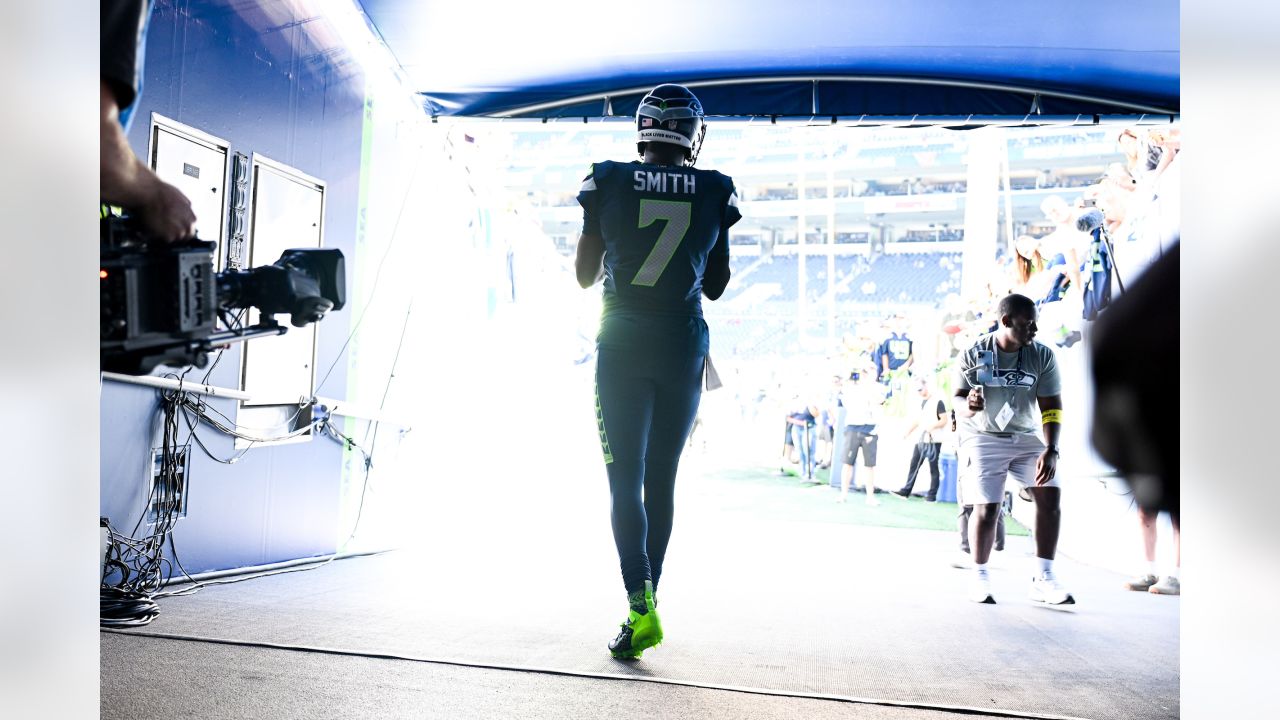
358, 0, 1179, 119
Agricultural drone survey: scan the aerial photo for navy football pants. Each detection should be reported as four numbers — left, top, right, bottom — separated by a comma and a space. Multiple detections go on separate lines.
594, 321, 706, 595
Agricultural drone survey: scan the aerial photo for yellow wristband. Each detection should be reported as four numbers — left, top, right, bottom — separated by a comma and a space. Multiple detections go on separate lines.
1041, 409, 1063, 424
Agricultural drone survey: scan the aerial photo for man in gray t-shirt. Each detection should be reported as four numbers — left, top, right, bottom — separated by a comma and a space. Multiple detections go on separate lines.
955, 332, 1061, 437
953, 294, 1073, 607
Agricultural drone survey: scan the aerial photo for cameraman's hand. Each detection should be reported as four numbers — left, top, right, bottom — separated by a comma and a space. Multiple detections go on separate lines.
100, 81, 197, 243
139, 177, 197, 243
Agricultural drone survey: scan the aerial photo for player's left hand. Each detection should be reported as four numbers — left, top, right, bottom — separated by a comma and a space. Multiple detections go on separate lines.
1035, 450, 1058, 485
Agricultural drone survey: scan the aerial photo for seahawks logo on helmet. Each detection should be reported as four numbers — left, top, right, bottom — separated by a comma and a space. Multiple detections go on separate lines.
636, 84, 706, 166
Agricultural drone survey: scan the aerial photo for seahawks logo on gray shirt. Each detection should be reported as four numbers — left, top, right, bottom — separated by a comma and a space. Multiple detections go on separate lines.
995, 367, 1036, 389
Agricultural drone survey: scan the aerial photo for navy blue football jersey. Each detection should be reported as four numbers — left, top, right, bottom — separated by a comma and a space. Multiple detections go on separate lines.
578, 160, 741, 317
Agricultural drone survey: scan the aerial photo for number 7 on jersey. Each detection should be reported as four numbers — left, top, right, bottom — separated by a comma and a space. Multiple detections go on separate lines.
631, 199, 692, 287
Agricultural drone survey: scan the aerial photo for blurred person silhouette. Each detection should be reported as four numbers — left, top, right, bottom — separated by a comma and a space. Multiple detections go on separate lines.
1091, 243, 1179, 593
1122, 509, 1180, 596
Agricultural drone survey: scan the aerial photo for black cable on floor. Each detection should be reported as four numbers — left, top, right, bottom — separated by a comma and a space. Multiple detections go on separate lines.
99, 588, 160, 627
101, 629, 1095, 720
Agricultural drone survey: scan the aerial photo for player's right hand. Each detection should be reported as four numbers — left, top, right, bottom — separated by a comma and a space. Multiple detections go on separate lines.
967, 387, 985, 412
140, 179, 197, 242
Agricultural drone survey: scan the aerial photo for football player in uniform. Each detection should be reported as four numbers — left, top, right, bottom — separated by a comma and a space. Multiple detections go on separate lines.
575, 84, 741, 659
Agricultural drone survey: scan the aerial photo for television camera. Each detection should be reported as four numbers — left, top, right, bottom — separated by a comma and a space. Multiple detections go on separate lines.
101, 214, 346, 375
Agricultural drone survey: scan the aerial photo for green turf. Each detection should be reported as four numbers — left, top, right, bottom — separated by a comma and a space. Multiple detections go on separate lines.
697, 463, 1029, 536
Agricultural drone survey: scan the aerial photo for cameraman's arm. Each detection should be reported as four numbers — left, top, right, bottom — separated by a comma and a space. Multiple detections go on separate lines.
100, 80, 196, 242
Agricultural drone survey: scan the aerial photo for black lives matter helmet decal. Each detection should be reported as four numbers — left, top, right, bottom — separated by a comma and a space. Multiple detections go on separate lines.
636, 84, 706, 164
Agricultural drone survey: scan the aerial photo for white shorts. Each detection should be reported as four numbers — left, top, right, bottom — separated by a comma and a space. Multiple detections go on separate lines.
958, 432, 1056, 505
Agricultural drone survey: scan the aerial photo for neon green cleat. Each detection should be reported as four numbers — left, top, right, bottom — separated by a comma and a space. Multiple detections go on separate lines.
608, 580, 662, 659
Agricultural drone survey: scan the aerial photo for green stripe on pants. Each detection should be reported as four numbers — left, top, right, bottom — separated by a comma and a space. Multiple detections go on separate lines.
595, 380, 614, 464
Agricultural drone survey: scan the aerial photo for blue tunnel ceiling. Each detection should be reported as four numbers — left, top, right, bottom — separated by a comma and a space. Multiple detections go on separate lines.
355, 0, 1179, 120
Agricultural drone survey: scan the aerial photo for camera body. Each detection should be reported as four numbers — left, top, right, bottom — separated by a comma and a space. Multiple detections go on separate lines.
101, 215, 345, 375
101, 217, 220, 372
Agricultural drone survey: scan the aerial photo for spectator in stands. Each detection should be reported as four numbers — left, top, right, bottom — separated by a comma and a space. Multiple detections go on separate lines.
939, 293, 978, 360
1038, 195, 1089, 294
782, 394, 820, 481
875, 316, 914, 384
951, 296, 997, 358
816, 374, 843, 470
1146, 127, 1180, 181
1117, 127, 1162, 181
1144, 128, 1182, 244
837, 365, 888, 505
844, 331, 880, 369
1092, 163, 1138, 236
984, 252, 1016, 303
892, 377, 948, 501
777, 387, 798, 475
1035, 196, 1091, 347
1108, 127, 1179, 281
1104, 180, 1150, 278
1012, 235, 1068, 305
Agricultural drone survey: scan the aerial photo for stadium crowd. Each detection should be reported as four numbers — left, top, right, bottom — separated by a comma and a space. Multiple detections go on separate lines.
737, 125, 1180, 595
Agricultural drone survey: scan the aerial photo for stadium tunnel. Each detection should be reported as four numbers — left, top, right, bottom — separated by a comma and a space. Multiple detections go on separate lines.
96, 2, 1180, 719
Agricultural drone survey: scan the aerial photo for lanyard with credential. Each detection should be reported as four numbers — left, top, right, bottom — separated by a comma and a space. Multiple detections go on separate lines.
989, 334, 1026, 386
985, 335, 1026, 431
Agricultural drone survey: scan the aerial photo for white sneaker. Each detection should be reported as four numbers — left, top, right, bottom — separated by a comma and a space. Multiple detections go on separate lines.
950, 552, 972, 570
1123, 573, 1159, 591
969, 573, 996, 604
1029, 573, 1075, 605
1149, 576, 1180, 596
